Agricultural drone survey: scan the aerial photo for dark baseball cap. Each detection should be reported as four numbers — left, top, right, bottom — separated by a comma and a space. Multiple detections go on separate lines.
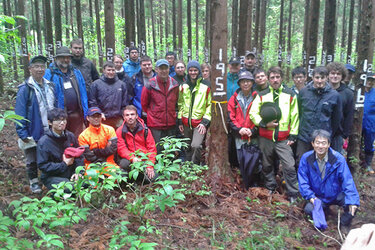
29, 55, 47, 66
245, 51, 256, 57
367, 72, 375, 79
345, 64, 356, 73
87, 107, 102, 116
229, 56, 241, 65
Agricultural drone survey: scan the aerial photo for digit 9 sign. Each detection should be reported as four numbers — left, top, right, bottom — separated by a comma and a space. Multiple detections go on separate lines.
213, 48, 226, 97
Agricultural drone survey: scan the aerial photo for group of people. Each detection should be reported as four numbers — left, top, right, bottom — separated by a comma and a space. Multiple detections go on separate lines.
15, 40, 374, 230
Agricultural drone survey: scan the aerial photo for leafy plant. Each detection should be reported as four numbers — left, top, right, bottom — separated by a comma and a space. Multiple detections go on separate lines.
0, 110, 24, 132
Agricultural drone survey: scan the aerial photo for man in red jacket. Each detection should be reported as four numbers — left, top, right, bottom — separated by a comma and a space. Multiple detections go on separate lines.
141, 59, 179, 153
116, 105, 156, 180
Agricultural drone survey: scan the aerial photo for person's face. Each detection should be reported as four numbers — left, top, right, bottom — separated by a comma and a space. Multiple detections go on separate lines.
175, 63, 186, 77
269, 72, 282, 90
293, 73, 307, 90
103, 66, 116, 79
312, 136, 330, 158
123, 109, 138, 127
166, 55, 175, 66
202, 67, 210, 79
29, 63, 46, 82
329, 70, 343, 85
367, 78, 375, 88
49, 117, 67, 134
129, 50, 139, 62
71, 43, 83, 58
344, 72, 353, 84
244, 55, 256, 68
141, 60, 153, 75
229, 63, 240, 74
239, 79, 253, 93
313, 74, 327, 89
113, 57, 124, 71
87, 113, 102, 127
156, 65, 169, 80
254, 72, 268, 88
56, 56, 71, 69
189, 67, 200, 81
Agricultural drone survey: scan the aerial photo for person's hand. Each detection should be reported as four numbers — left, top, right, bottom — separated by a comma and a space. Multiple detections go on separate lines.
70, 173, 82, 181
239, 128, 252, 137
341, 223, 375, 250
197, 124, 207, 135
310, 197, 317, 204
179, 125, 184, 134
101, 113, 106, 120
266, 120, 278, 128
133, 157, 142, 163
287, 140, 295, 146
22, 137, 30, 143
349, 205, 358, 216
146, 168, 155, 179
63, 154, 74, 166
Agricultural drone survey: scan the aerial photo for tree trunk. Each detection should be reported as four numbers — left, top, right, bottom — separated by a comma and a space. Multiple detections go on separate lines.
278, 0, 284, 67
208, 0, 231, 181
70, 0, 74, 38
341, 0, 347, 53
104, 0, 115, 61
136, 0, 140, 44
187, 0, 192, 61
245, 0, 253, 52
237, 0, 248, 56
76, 0, 84, 43
253, 0, 260, 52
177, 0, 183, 56
165, 0, 169, 49
16, 0, 29, 78
204, 0, 210, 53
5, 0, 18, 81
0, 65, 3, 94
321, 0, 336, 65
125, 0, 136, 46
139, 0, 146, 54
369, 0, 375, 63
94, 0, 103, 69
302, 0, 310, 67
172, 0, 177, 49
150, 0, 157, 59
286, 0, 292, 82
355, 0, 362, 54
348, 0, 374, 171
89, 0, 94, 32
347, 0, 355, 63
259, 0, 267, 54
306, 0, 320, 76
195, 0, 199, 60
43, 0, 54, 61
65, 0, 70, 42
159, 0, 163, 47
232, 0, 238, 50
54, 0, 62, 47
34, 0, 43, 54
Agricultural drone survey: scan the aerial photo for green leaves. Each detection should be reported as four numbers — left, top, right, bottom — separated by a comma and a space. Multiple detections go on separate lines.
0, 110, 25, 132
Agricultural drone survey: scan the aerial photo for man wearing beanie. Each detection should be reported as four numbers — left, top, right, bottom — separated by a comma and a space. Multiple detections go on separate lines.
178, 60, 212, 164
141, 59, 179, 153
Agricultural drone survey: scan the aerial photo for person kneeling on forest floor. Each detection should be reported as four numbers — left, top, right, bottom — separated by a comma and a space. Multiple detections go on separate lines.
78, 107, 118, 175
116, 105, 156, 181
298, 129, 360, 229
37, 108, 85, 190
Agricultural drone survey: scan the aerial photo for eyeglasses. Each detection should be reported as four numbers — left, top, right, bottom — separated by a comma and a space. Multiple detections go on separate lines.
314, 141, 329, 146
31, 65, 46, 69
53, 118, 67, 123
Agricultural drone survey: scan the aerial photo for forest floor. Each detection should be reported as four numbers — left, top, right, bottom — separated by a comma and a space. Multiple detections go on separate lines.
1, 94, 375, 249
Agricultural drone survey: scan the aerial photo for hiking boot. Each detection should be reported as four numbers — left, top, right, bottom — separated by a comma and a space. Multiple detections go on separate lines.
289, 196, 297, 204
29, 178, 42, 194
365, 165, 375, 174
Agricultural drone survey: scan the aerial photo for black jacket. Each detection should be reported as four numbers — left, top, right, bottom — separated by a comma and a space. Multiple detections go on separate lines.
336, 83, 354, 138
71, 57, 100, 89
89, 75, 129, 119
37, 130, 84, 181
298, 83, 342, 143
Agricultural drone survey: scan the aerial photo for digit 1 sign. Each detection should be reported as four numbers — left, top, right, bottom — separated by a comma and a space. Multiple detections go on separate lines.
213, 48, 226, 97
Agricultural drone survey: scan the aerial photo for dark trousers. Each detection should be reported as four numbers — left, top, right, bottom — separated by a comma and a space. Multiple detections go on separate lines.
228, 132, 239, 168
24, 147, 38, 181
42, 176, 71, 191
296, 139, 313, 169
67, 111, 85, 138
331, 135, 344, 154
150, 126, 176, 154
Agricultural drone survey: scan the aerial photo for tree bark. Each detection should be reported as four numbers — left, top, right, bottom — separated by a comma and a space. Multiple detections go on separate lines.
94, 0, 103, 69
306, 0, 320, 75
125, 0, 136, 46
341, 0, 347, 51
355, 0, 362, 54
278, 0, 284, 67
34, 0, 43, 54
286, 0, 292, 82
76, 0, 84, 43
16, 0, 29, 78
369, 0, 375, 63
253, 0, 260, 52
348, 0, 374, 171
302, 0, 310, 66
195, 0, 199, 60
232, 0, 238, 50
321, 0, 336, 65
187, 0, 192, 61
5, 0, 18, 81
245, 0, 253, 52
172, 0, 177, 49
177, 0, 183, 55
139, 0, 146, 54
54, 0, 62, 47
208, 0, 231, 181
204, 0, 210, 53
43, 0, 54, 60
347, 0, 355, 63
259, 0, 267, 54
159, 0, 163, 47
104, 0, 115, 61
65, 0, 70, 41
165, 0, 169, 49
150, 0, 157, 58
237, 0, 248, 56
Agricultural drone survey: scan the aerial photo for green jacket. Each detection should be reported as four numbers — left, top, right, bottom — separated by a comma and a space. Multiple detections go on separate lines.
178, 78, 211, 128
250, 85, 299, 142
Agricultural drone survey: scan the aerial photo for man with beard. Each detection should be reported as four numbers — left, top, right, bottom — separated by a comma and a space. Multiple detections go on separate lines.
44, 46, 88, 137
70, 38, 99, 92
